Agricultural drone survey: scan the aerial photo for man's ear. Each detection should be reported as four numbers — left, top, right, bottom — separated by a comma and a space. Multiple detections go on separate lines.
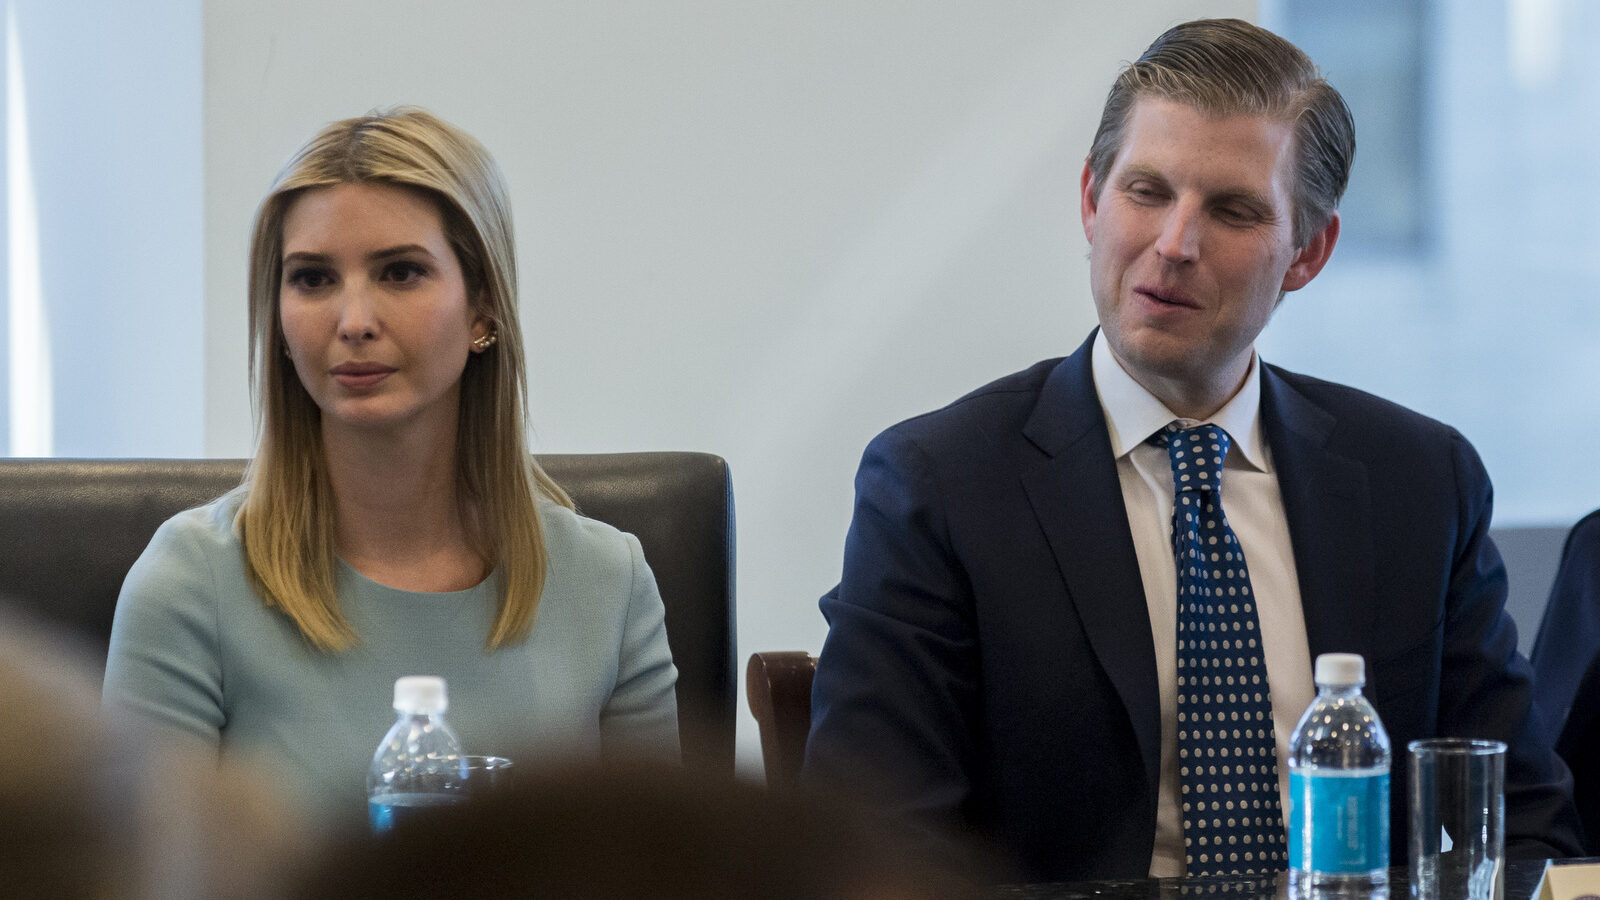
1080, 158, 1098, 245
1281, 212, 1340, 293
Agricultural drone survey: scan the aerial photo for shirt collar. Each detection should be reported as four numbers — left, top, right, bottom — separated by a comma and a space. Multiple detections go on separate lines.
1090, 330, 1270, 472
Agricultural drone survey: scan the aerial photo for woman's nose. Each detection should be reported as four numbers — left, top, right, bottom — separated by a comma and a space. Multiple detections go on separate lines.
336, 284, 379, 342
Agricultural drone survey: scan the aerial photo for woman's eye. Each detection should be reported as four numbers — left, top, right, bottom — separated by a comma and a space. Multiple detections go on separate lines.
285, 268, 331, 290
383, 261, 428, 284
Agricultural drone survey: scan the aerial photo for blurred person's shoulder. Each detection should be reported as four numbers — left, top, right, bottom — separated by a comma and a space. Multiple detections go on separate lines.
1, 600, 310, 898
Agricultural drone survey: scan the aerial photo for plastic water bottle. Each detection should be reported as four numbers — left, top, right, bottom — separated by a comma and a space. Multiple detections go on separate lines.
367, 675, 467, 833
1287, 653, 1391, 898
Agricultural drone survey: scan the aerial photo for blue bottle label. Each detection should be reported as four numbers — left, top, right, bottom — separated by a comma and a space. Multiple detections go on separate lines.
1288, 769, 1390, 873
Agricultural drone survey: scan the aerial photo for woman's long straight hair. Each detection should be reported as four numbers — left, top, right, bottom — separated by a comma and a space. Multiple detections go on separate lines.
241, 107, 572, 651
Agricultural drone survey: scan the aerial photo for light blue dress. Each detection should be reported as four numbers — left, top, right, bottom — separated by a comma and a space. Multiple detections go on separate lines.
103, 487, 679, 834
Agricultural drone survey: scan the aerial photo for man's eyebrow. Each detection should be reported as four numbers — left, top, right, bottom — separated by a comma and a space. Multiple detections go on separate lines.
1116, 165, 1168, 185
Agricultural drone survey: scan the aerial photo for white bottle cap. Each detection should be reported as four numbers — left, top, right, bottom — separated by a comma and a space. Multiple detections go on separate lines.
1314, 653, 1365, 687
393, 675, 449, 714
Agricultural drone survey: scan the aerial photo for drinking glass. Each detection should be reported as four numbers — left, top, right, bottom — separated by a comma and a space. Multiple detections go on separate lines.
458, 755, 514, 798
1408, 738, 1505, 900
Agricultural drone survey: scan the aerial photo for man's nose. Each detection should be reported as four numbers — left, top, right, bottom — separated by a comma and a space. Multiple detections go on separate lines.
1154, 201, 1202, 263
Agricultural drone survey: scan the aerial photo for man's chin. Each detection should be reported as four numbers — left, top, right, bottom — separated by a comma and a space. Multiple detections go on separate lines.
1104, 332, 1203, 384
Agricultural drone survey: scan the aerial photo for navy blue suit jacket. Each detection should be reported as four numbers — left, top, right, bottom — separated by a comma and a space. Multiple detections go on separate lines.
805, 334, 1581, 882
1531, 509, 1600, 746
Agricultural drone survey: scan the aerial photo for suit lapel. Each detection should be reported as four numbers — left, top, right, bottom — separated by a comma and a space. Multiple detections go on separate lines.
1020, 337, 1161, 794
1260, 366, 1379, 675
1011, 351, 1382, 810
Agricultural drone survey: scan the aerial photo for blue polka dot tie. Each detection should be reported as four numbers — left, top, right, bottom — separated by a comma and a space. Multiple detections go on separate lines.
1160, 423, 1286, 876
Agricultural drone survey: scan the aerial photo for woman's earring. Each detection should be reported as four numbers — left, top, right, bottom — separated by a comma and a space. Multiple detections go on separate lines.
472, 331, 498, 351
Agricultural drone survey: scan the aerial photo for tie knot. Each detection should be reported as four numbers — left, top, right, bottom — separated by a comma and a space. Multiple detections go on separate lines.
1159, 423, 1230, 493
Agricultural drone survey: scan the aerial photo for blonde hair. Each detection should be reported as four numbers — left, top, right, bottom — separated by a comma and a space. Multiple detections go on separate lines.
241, 107, 572, 652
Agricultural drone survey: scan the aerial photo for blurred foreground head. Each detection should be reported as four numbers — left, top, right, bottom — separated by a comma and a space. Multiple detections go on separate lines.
0, 603, 305, 900
298, 763, 976, 900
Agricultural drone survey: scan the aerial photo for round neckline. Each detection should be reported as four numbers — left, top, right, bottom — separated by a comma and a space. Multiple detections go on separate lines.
335, 558, 495, 598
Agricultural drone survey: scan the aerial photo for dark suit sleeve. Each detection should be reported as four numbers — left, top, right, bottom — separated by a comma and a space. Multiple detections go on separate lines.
1554, 654, 1600, 855
1530, 510, 1600, 746
803, 425, 981, 841
1437, 432, 1584, 858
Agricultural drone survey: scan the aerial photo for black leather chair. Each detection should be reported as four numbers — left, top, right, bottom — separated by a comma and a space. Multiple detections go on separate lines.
0, 453, 736, 774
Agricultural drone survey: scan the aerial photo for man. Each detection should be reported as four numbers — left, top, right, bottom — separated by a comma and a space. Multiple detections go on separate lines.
803, 18, 1583, 883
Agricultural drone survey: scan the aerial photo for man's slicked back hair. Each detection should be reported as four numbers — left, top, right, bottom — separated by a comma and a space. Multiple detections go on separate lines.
1086, 18, 1355, 248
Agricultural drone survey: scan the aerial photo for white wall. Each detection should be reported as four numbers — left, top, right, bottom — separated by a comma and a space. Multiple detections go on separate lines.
1, 0, 202, 456
202, 0, 1252, 773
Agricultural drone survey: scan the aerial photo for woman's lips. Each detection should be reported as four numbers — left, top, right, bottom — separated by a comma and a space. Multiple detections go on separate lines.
330, 363, 395, 389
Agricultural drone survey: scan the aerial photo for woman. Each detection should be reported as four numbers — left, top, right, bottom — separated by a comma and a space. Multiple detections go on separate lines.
103, 108, 679, 832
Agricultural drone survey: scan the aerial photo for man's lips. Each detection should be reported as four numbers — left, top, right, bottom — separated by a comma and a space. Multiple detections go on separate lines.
1134, 285, 1200, 308
330, 362, 396, 388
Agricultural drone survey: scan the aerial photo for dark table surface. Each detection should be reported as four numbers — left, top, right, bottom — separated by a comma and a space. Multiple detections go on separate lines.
990, 859, 1550, 900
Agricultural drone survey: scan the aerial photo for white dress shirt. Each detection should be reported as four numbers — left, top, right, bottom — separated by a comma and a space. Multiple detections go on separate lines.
1089, 332, 1315, 878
